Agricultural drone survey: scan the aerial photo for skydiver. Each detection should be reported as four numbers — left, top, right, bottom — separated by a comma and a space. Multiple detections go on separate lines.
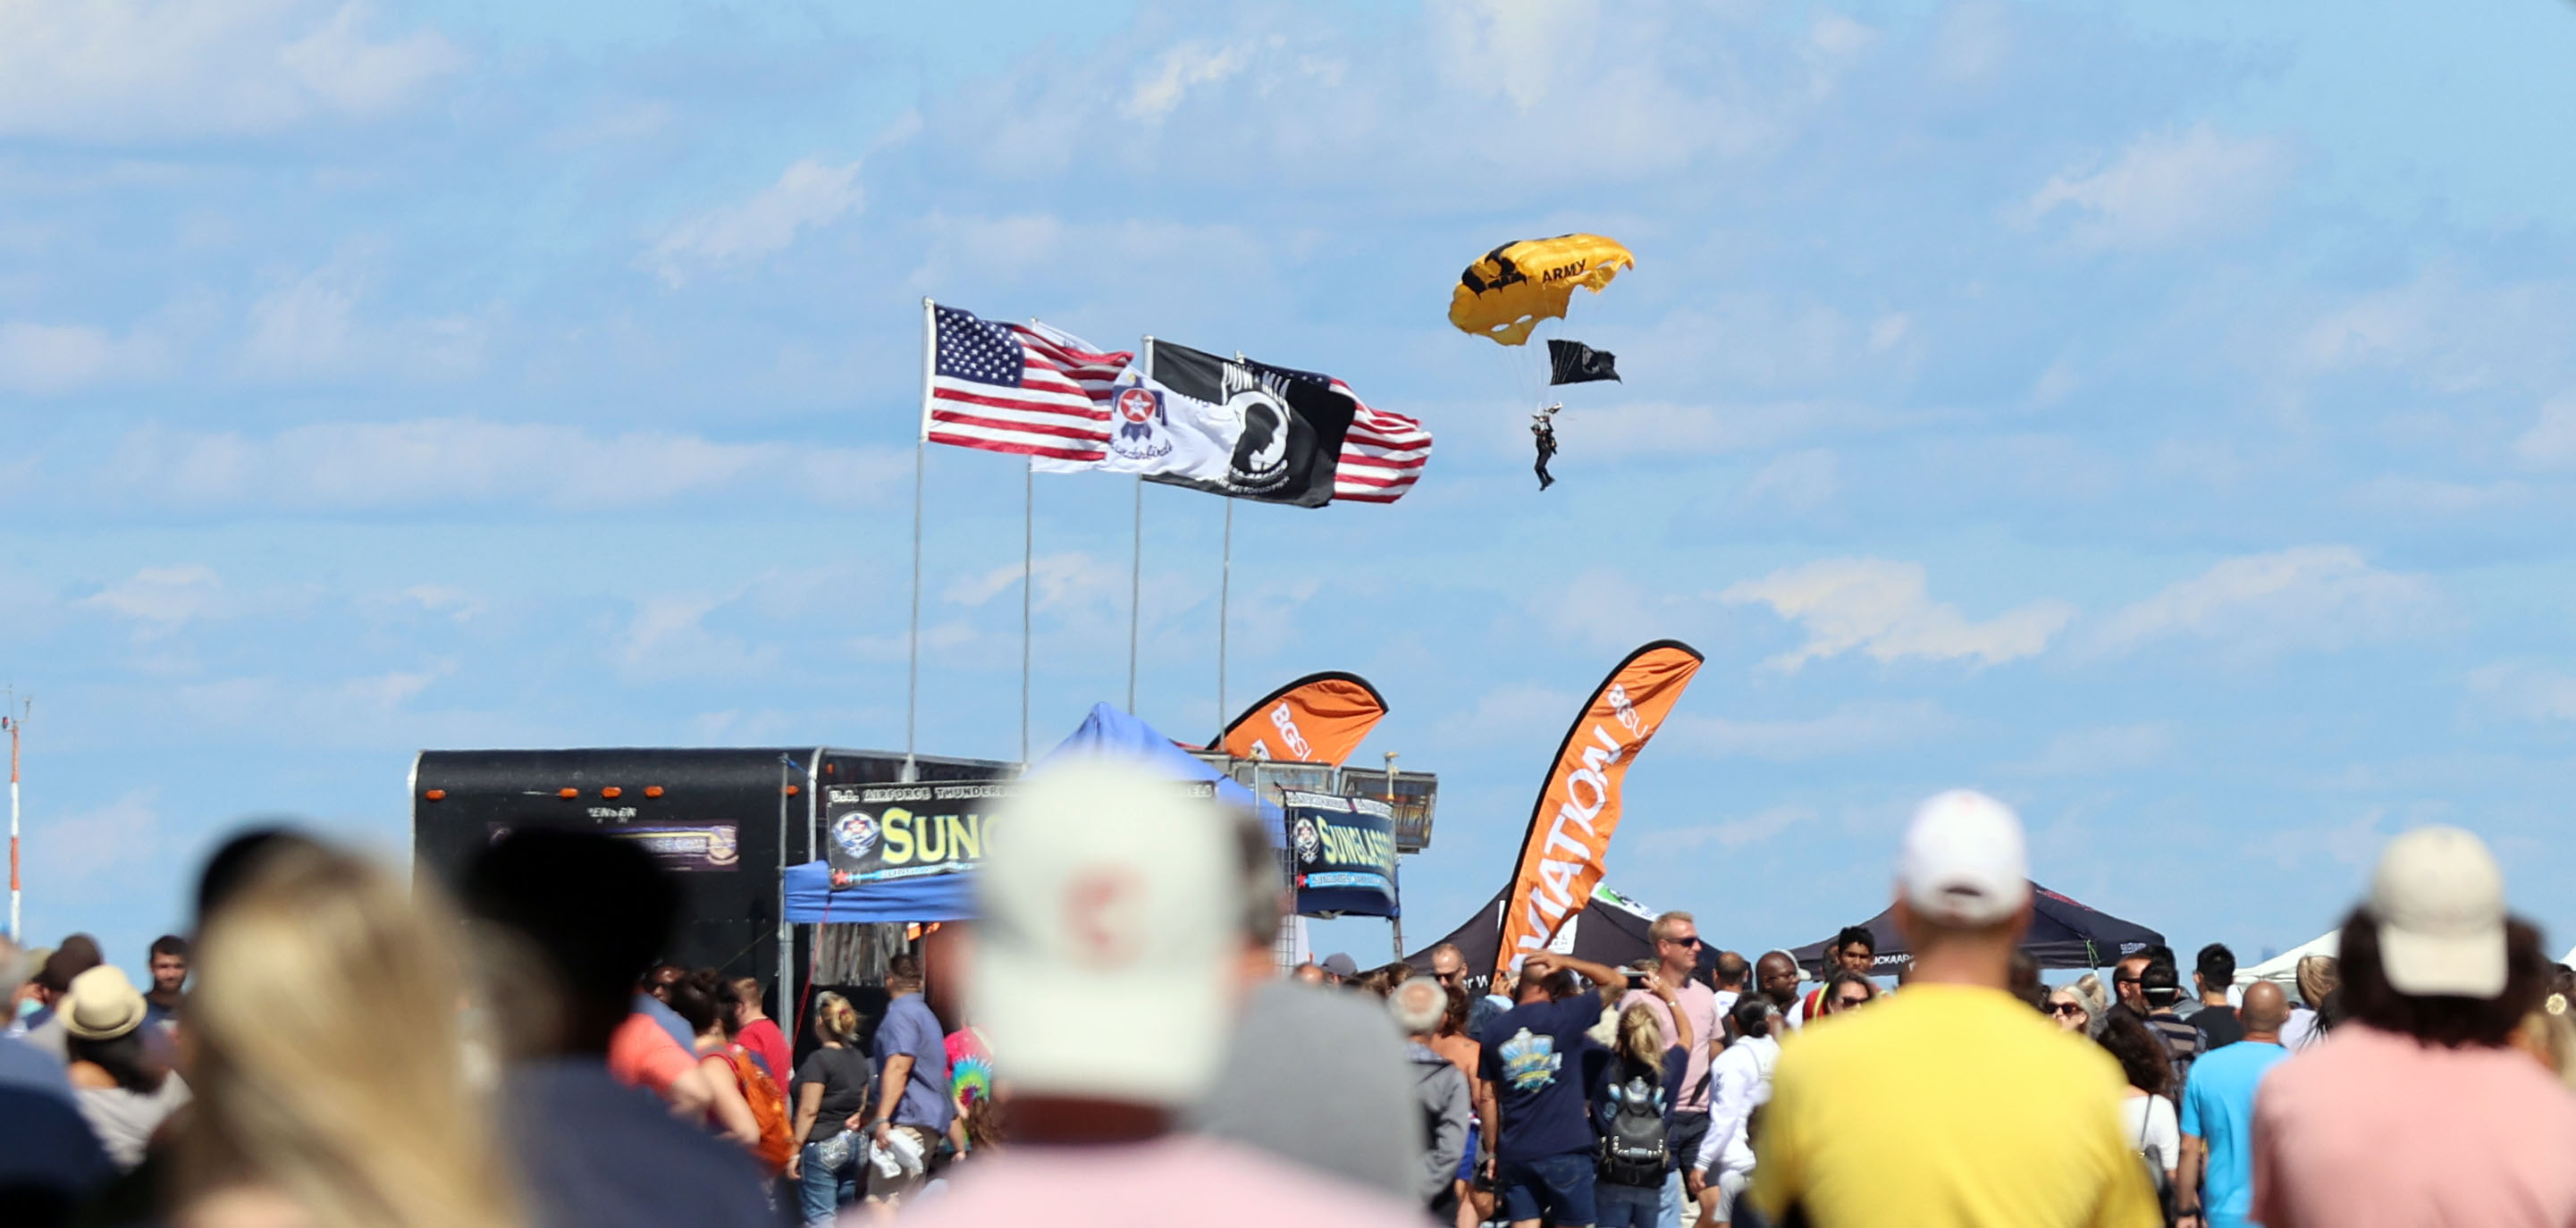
1531, 403, 1559, 492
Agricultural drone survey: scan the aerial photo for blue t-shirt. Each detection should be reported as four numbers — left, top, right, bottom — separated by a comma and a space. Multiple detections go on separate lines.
874, 994, 954, 1132
506, 1059, 777, 1228
1478, 995, 1606, 1161
633, 993, 695, 1051
2179, 1039, 2289, 1224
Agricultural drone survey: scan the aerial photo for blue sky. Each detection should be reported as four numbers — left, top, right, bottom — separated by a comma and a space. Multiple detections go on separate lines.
7, 0, 2576, 973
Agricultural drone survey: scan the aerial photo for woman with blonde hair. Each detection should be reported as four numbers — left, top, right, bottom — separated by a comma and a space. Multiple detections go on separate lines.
1587, 986, 1692, 1228
788, 991, 873, 1226
173, 839, 520, 1228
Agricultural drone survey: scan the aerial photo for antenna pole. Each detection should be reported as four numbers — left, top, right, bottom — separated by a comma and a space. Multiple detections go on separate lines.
7, 694, 23, 940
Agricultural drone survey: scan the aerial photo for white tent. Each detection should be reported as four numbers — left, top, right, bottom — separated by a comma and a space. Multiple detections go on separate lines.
2235, 931, 2338, 991
2563, 943, 2575, 968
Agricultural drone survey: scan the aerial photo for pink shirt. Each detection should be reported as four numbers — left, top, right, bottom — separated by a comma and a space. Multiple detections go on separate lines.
876, 1133, 1425, 1228
2253, 1024, 2576, 1228
1621, 980, 1721, 1111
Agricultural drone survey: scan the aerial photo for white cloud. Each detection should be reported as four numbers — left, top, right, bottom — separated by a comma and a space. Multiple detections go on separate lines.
2022, 124, 2288, 249
1867, 313, 1910, 351
2001, 723, 2174, 776
1666, 699, 1959, 761
239, 263, 486, 382
1433, 0, 1601, 112
29, 789, 162, 884
0, 0, 461, 140
2467, 662, 2576, 723
2092, 547, 2436, 656
645, 157, 863, 288
2290, 265, 2572, 395
1537, 567, 1671, 652
619, 593, 779, 678
1739, 449, 1839, 515
2513, 394, 2576, 468
88, 419, 905, 514
1809, 13, 1878, 59
945, 551, 1120, 613
275, 2, 466, 115
0, 322, 135, 394
80, 564, 227, 632
1637, 804, 1814, 854
1125, 39, 1257, 121
400, 585, 486, 622
1722, 559, 2073, 669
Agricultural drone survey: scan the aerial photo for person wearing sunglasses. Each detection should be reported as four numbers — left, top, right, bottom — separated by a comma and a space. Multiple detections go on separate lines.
2111, 954, 2153, 1018
1818, 971, 1878, 1017
2046, 987, 2095, 1035
1621, 913, 1721, 1228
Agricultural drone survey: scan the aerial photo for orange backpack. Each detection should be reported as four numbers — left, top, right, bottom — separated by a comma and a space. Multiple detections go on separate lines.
725, 1047, 797, 1174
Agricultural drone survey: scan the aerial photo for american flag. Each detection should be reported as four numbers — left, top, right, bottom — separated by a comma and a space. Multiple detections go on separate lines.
1331, 382, 1432, 504
923, 303, 1130, 461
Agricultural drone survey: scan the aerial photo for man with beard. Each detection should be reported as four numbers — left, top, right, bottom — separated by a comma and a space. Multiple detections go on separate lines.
1755, 951, 1805, 1032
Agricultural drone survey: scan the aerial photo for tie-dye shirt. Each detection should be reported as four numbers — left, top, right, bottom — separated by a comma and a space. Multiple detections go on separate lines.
946, 1026, 993, 1119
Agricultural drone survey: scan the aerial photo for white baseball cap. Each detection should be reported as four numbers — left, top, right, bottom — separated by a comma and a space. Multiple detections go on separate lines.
972, 761, 1245, 1106
2370, 826, 2508, 998
1898, 790, 2031, 927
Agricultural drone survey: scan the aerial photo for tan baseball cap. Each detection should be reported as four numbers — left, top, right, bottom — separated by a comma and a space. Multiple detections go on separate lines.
2370, 826, 2507, 998
972, 761, 1244, 1106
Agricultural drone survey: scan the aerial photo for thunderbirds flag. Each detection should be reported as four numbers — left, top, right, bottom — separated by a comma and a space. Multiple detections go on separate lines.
1494, 640, 1704, 976
1038, 341, 1430, 507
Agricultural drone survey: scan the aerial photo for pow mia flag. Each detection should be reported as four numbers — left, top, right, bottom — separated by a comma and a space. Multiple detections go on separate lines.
1141, 341, 1356, 508
1547, 339, 1621, 386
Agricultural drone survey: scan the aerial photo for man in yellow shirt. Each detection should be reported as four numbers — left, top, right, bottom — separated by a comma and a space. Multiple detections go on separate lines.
1751, 790, 2161, 1228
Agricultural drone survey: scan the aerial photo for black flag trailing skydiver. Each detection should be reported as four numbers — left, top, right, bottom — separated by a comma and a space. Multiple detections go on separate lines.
1532, 404, 1559, 491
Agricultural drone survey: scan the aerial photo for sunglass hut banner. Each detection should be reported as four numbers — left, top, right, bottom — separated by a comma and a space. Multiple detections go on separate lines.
823, 781, 1015, 883
1284, 790, 1400, 919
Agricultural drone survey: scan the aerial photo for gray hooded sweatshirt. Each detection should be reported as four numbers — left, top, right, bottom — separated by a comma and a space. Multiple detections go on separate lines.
1404, 1040, 1472, 1205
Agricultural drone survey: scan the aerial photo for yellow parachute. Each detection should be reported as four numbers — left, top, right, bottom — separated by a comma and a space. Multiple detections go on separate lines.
1447, 234, 1636, 346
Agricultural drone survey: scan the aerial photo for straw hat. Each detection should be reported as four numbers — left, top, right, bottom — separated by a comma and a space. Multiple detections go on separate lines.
61, 964, 148, 1042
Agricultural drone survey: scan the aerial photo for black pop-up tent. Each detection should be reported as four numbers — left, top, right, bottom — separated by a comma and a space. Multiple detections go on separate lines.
1406, 881, 1713, 993
1788, 882, 2163, 974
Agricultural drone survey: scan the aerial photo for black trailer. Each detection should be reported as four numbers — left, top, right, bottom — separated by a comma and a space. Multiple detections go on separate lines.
411, 746, 1012, 1036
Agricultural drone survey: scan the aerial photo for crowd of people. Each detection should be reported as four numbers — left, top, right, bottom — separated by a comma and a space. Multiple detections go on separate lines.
4, 769, 2575, 1227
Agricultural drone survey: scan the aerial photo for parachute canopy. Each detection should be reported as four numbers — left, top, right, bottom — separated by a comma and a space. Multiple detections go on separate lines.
1449, 234, 1636, 347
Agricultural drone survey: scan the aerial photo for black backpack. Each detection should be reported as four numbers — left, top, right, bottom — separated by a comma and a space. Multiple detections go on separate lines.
1596, 1073, 1668, 1187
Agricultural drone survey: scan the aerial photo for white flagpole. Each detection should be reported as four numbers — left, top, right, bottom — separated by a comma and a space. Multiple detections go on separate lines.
1130, 337, 1153, 714
1219, 499, 1231, 734
908, 299, 934, 780
1022, 457, 1033, 764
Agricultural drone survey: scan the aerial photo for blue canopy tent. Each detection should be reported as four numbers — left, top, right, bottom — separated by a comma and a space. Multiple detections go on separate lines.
781, 703, 1275, 923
